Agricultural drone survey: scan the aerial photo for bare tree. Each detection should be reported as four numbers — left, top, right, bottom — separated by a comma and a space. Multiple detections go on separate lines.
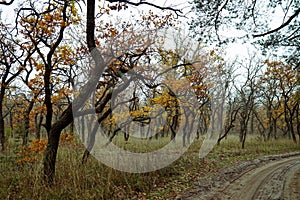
233, 57, 262, 148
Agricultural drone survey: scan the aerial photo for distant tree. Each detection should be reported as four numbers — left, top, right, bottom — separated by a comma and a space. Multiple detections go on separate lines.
0, 21, 34, 151
217, 62, 240, 144
234, 56, 261, 148
258, 63, 284, 140
262, 61, 299, 142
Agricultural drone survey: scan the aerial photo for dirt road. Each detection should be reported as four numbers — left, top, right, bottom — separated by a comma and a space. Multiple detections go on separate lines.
180, 153, 300, 200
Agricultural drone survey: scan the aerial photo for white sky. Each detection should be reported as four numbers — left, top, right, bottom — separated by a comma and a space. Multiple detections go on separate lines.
0, 0, 285, 61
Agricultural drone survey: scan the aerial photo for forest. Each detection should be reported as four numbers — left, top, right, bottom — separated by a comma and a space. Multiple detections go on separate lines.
0, 0, 300, 199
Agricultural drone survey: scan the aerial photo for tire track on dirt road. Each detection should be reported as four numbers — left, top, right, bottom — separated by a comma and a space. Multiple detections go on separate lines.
217, 156, 300, 200
179, 152, 300, 200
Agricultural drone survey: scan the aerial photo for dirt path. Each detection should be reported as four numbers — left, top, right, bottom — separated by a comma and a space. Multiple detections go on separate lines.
179, 152, 300, 200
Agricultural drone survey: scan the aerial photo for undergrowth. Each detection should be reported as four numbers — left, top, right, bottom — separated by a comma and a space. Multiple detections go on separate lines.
1, 134, 300, 199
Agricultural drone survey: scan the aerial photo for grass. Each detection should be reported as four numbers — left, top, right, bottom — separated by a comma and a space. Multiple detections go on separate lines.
1, 134, 300, 199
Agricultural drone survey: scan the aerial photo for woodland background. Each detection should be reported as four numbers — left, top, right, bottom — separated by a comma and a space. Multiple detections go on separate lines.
0, 0, 299, 199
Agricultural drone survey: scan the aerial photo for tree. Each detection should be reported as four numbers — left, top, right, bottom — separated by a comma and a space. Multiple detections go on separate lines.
17, 0, 79, 135
190, 0, 300, 68
238, 57, 262, 148
262, 60, 299, 142
9, 0, 84, 183
218, 56, 261, 148
41, 0, 183, 184
258, 63, 284, 140
0, 21, 35, 151
217, 61, 240, 144
20, 58, 45, 144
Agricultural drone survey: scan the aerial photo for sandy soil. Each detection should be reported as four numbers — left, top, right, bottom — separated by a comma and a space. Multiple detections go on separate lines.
179, 152, 300, 200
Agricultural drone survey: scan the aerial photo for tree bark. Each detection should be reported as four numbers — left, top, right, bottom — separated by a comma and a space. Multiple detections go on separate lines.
44, 66, 53, 135
0, 91, 5, 151
0, 111, 5, 151
23, 100, 35, 146
35, 113, 43, 139
43, 105, 73, 183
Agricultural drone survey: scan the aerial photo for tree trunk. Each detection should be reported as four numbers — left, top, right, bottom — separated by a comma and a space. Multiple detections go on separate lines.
9, 111, 13, 136
284, 105, 296, 143
23, 114, 30, 146
35, 113, 43, 139
296, 104, 300, 140
273, 118, 277, 140
43, 0, 107, 184
250, 111, 254, 134
0, 112, 5, 151
239, 120, 244, 143
289, 117, 296, 143
242, 129, 247, 149
23, 100, 35, 146
43, 105, 73, 183
240, 121, 247, 149
82, 149, 90, 164
44, 66, 53, 136
0, 93, 5, 151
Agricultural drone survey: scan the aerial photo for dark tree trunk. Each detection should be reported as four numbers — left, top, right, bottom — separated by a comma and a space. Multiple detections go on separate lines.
81, 119, 99, 164
217, 106, 240, 145
240, 120, 247, 149
273, 118, 277, 140
0, 112, 5, 152
43, 0, 105, 184
239, 120, 244, 143
35, 113, 43, 139
82, 107, 112, 164
296, 104, 300, 140
43, 105, 73, 183
82, 150, 90, 164
242, 131, 246, 149
9, 111, 13, 136
250, 111, 254, 134
23, 100, 35, 146
289, 117, 296, 143
44, 66, 53, 136
284, 102, 296, 143
0, 92, 5, 151
23, 114, 30, 146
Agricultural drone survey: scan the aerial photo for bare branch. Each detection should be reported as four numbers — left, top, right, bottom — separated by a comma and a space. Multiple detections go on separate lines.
0, 0, 14, 5
253, 7, 300, 38
215, 0, 229, 43
282, 0, 294, 23
251, 0, 257, 27
105, 0, 182, 15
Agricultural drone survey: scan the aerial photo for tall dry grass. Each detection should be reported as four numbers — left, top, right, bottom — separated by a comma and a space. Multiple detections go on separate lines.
1, 134, 300, 199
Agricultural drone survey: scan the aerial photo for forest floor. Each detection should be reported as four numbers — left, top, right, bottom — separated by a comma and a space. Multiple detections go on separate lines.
1, 135, 300, 199
179, 152, 300, 200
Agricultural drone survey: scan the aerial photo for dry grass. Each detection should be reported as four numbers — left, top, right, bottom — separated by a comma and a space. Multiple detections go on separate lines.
1, 134, 300, 199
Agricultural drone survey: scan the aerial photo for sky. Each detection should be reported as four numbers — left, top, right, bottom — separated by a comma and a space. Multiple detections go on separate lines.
145, 0, 257, 59
0, 0, 280, 61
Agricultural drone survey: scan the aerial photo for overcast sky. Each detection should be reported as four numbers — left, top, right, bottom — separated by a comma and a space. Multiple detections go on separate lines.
0, 0, 257, 59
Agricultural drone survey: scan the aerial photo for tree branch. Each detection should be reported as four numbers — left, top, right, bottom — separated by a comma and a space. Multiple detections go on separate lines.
253, 7, 300, 38
215, 0, 229, 43
0, 0, 14, 5
105, 0, 182, 15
